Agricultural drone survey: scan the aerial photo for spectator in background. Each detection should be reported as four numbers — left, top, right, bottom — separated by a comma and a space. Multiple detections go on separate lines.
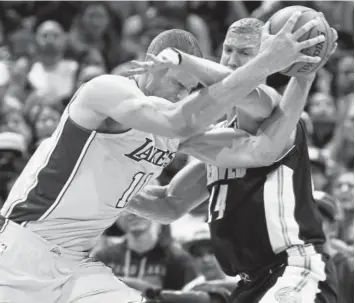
7, 26, 36, 60
309, 146, 329, 191
333, 55, 354, 100
182, 224, 236, 291
75, 64, 106, 91
187, 1, 250, 57
0, 131, 28, 205
6, 57, 32, 106
122, 1, 213, 60
327, 93, 354, 171
306, 93, 337, 149
329, 171, 354, 247
28, 21, 78, 107
94, 211, 199, 291
0, 62, 20, 112
314, 191, 354, 303
32, 104, 61, 149
67, 1, 131, 72
0, 109, 32, 146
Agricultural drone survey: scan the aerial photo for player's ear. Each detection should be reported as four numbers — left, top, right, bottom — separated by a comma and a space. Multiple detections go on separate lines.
146, 68, 169, 90
261, 21, 271, 36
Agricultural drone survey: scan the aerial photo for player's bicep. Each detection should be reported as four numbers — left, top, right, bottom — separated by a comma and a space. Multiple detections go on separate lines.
78, 75, 186, 138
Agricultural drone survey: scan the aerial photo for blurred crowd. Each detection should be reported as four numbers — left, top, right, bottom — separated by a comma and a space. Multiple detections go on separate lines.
0, 1, 353, 303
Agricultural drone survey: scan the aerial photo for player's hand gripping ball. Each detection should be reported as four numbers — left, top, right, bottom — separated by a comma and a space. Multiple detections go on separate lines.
269, 5, 333, 76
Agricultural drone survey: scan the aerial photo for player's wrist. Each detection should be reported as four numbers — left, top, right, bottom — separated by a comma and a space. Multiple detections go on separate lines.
161, 47, 182, 66
170, 48, 182, 65
249, 52, 276, 77
294, 72, 316, 83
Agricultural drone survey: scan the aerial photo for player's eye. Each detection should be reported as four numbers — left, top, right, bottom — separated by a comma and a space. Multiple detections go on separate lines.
174, 80, 185, 90
240, 50, 250, 56
224, 46, 232, 54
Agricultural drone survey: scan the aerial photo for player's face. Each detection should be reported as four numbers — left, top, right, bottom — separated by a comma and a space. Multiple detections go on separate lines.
220, 32, 260, 70
148, 68, 199, 103
331, 172, 354, 210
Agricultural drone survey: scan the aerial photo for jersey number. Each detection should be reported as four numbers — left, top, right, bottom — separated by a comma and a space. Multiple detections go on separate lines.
116, 172, 153, 208
208, 184, 228, 222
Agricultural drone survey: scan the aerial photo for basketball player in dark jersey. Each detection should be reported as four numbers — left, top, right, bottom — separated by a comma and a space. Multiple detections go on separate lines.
128, 18, 338, 302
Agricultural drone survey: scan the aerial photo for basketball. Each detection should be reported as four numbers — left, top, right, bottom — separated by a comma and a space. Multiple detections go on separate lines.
269, 5, 332, 77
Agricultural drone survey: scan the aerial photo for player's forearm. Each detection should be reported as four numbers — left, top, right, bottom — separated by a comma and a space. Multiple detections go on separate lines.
177, 53, 272, 136
128, 160, 208, 223
255, 75, 315, 159
179, 52, 232, 86
127, 186, 181, 224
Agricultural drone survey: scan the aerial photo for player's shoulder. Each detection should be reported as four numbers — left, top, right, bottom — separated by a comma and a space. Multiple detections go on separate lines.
82, 75, 142, 100
68, 75, 143, 129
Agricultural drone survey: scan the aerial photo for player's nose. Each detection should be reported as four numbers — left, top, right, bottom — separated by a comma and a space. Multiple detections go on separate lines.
177, 89, 189, 101
228, 53, 241, 69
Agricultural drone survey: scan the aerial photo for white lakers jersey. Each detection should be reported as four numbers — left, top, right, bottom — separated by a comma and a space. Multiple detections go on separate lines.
1, 108, 180, 253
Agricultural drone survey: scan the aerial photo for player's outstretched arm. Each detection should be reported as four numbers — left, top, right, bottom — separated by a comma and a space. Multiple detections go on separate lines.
131, 48, 233, 87
180, 29, 338, 167
131, 13, 325, 88
127, 159, 208, 224
72, 13, 325, 139
72, 56, 275, 139
179, 75, 315, 167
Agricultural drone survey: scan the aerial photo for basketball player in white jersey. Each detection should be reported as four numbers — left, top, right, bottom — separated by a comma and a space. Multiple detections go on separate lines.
0, 14, 325, 303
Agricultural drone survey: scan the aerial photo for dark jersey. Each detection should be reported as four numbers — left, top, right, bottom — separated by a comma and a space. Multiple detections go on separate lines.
206, 120, 326, 276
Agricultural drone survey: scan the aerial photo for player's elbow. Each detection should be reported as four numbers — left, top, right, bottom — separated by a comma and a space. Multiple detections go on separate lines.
252, 144, 280, 166
168, 108, 201, 139
155, 208, 182, 225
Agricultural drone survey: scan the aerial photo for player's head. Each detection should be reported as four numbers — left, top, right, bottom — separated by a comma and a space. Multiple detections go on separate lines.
221, 18, 264, 70
139, 29, 202, 103
221, 19, 278, 133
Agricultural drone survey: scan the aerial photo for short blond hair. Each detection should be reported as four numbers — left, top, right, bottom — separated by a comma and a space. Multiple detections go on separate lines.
228, 18, 264, 35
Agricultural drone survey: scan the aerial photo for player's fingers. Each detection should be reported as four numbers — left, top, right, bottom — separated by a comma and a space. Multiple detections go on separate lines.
146, 53, 160, 62
280, 11, 302, 34
120, 68, 147, 76
150, 53, 171, 65
131, 60, 149, 68
292, 17, 321, 40
330, 28, 338, 43
314, 42, 338, 70
297, 34, 325, 50
327, 42, 338, 58
297, 55, 321, 64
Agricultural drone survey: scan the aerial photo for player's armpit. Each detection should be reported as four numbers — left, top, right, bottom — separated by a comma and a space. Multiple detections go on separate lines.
127, 160, 209, 224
